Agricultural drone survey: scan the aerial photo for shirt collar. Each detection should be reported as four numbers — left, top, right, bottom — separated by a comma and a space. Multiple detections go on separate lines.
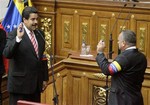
23, 24, 33, 35
125, 46, 136, 50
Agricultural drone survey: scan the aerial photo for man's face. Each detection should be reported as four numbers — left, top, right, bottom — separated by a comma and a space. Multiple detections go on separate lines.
118, 33, 125, 51
23, 13, 38, 31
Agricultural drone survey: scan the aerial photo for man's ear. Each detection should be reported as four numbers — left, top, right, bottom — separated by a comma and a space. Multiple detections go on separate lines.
23, 18, 26, 23
122, 41, 126, 47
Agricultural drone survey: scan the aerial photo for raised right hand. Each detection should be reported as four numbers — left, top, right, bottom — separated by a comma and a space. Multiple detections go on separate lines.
97, 40, 106, 53
17, 22, 24, 39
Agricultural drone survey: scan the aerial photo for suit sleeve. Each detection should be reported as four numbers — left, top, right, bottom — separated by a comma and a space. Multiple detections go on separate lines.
96, 53, 111, 75
96, 53, 128, 75
3, 29, 20, 59
42, 59, 49, 81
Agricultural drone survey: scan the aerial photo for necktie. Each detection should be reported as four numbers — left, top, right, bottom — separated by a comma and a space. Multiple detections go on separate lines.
30, 32, 38, 57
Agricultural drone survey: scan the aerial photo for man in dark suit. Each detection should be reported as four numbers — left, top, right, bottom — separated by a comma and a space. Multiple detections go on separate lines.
3, 7, 49, 105
0, 26, 6, 105
96, 30, 147, 105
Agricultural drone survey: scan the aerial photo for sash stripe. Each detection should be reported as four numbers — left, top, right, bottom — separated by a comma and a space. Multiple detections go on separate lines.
108, 61, 122, 75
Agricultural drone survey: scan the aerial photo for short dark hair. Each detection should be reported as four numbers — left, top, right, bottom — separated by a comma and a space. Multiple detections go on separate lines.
22, 6, 38, 20
121, 30, 136, 46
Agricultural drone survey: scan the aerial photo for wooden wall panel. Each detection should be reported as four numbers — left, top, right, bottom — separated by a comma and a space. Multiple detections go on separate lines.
136, 21, 148, 55
89, 77, 110, 105
2, 1, 150, 105
62, 15, 73, 49
98, 18, 110, 53
32, 0, 150, 62
78, 10, 95, 50
72, 77, 81, 105
62, 76, 67, 105
31, 1, 150, 105
54, 3, 150, 61
148, 23, 150, 59
41, 57, 150, 105
142, 86, 150, 105
79, 16, 92, 46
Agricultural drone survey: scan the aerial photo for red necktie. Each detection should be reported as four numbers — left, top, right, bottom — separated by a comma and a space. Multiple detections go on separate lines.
30, 32, 38, 57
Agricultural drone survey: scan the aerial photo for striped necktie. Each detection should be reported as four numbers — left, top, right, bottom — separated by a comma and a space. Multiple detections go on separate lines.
30, 32, 38, 57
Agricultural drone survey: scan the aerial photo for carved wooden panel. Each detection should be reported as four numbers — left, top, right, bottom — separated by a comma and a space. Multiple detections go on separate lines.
142, 76, 150, 105
98, 18, 110, 53
32, 0, 150, 62
2, 0, 150, 105
31, 1, 150, 105
79, 16, 91, 46
62, 15, 73, 49
93, 85, 107, 105
55, 3, 150, 63
136, 21, 148, 55
78, 10, 96, 51
40, 57, 150, 105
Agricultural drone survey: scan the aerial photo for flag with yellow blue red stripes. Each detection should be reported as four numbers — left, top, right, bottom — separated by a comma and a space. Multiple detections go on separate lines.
2, 0, 32, 32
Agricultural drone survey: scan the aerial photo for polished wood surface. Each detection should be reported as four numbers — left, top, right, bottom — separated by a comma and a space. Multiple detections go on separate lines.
32, 0, 150, 63
1, 52, 150, 105
33, 1, 150, 105
41, 53, 150, 105
1, 0, 150, 105
1, 75, 9, 105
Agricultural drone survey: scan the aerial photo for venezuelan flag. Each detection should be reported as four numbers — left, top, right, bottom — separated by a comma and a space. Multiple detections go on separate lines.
0, 24, 4, 30
2, 0, 32, 32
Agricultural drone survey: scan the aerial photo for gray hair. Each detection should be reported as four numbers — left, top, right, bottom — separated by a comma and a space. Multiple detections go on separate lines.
121, 30, 136, 46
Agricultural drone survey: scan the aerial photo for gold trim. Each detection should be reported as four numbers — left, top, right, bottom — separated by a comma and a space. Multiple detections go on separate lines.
41, 18, 52, 68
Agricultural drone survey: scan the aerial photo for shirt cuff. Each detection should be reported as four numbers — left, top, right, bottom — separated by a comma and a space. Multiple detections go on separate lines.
16, 36, 22, 43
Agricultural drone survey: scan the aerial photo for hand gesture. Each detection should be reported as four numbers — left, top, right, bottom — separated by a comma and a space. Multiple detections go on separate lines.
97, 40, 106, 53
17, 22, 24, 39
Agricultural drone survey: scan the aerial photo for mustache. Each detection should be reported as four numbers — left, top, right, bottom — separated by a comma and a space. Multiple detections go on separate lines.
32, 24, 37, 26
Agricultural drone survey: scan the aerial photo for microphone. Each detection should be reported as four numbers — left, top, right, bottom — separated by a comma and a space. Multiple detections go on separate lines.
110, 4, 127, 35
104, 5, 128, 105
35, 29, 45, 42
120, 4, 136, 33
118, 4, 136, 55
108, 3, 127, 59
36, 29, 55, 62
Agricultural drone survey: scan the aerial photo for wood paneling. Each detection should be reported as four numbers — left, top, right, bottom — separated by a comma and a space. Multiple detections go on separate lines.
41, 54, 150, 105
32, 0, 150, 64
2, 0, 150, 105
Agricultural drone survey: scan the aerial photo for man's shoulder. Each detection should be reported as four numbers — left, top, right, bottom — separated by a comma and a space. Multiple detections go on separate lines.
9, 28, 17, 34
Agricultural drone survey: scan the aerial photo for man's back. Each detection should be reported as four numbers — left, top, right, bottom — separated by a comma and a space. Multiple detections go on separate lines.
109, 49, 147, 105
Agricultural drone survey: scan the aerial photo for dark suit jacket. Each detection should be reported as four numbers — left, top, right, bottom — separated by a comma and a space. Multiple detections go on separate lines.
96, 49, 147, 105
0, 29, 6, 75
3, 28, 49, 94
